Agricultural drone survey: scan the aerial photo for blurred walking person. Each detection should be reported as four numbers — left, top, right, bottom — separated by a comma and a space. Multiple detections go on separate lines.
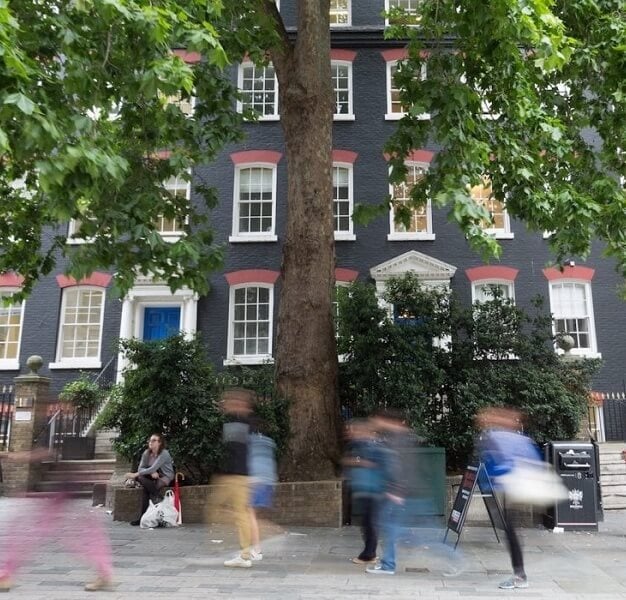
476, 406, 536, 590
210, 388, 254, 568
247, 419, 277, 561
0, 449, 113, 592
366, 409, 411, 576
343, 419, 385, 564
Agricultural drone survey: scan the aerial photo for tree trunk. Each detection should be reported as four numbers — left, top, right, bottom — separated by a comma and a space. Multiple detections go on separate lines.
271, 0, 341, 481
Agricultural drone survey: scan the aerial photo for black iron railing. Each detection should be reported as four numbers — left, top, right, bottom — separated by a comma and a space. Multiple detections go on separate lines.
0, 385, 14, 451
600, 392, 626, 442
36, 356, 118, 456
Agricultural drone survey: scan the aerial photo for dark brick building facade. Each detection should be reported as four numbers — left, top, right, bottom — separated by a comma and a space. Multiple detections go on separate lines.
1, 1, 624, 440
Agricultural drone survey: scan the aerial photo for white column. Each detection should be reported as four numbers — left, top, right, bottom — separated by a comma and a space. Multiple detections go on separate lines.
182, 295, 198, 339
116, 297, 135, 382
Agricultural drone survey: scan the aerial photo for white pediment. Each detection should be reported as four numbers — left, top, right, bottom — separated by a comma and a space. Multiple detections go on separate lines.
369, 251, 457, 282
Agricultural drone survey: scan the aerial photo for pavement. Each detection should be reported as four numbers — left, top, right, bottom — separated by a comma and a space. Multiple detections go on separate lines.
2, 497, 626, 599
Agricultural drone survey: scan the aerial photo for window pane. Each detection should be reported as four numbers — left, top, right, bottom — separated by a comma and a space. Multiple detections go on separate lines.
470, 176, 507, 232
240, 64, 278, 116
330, 0, 349, 25
333, 166, 352, 233
238, 167, 274, 235
388, 0, 421, 24
391, 163, 429, 233
0, 293, 22, 360
552, 283, 592, 350
332, 63, 351, 115
231, 286, 272, 357
60, 289, 103, 359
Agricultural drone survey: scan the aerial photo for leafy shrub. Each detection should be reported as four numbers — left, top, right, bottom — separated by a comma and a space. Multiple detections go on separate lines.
98, 335, 223, 483
59, 374, 103, 410
97, 338, 290, 482
338, 274, 600, 471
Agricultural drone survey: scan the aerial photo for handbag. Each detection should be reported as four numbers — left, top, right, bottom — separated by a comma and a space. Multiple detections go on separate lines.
498, 459, 568, 507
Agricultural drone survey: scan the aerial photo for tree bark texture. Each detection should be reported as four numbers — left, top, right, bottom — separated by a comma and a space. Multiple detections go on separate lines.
270, 0, 341, 481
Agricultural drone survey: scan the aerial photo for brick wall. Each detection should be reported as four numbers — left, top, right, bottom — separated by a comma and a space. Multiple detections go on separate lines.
108, 480, 343, 527
107, 476, 544, 529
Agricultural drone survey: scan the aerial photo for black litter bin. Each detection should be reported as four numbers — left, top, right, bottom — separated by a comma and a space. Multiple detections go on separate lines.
544, 441, 598, 531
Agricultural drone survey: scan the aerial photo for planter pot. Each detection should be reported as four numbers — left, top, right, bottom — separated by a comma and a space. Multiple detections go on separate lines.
61, 437, 96, 460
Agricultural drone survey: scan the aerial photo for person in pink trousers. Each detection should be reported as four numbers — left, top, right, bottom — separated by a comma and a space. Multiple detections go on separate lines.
0, 449, 113, 592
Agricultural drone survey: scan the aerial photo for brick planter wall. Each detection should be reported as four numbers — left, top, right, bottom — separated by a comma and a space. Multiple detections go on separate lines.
107, 479, 343, 527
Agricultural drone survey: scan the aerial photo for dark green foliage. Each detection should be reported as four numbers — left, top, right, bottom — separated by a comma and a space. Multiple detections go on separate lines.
338, 274, 600, 471
59, 374, 104, 410
98, 340, 290, 481
98, 335, 223, 483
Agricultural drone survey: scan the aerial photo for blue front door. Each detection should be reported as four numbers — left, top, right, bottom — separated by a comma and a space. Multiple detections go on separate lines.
143, 307, 181, 341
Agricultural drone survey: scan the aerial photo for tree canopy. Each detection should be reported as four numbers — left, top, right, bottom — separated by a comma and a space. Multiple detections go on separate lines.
374, 0, 626, 277
2, 0, 625, 479
2, 1, 625, 293
0, 0, 253, 298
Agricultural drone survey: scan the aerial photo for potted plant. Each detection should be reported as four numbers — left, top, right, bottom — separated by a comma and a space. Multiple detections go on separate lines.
58, 375, 102, 460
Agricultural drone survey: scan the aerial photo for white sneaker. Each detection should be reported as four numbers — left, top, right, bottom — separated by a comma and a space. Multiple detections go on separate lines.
365, 564, 395, 575
499, 575, 529, 589
224, 555, 252, 568
250, 549, 263, 561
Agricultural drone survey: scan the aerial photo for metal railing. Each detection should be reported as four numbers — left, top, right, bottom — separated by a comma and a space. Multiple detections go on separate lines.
0, 385, 14, 451
79, 355, 117, 437
36, 356, 118, 456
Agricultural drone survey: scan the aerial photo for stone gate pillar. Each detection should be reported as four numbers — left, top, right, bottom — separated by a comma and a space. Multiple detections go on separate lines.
3, 356, 51, 494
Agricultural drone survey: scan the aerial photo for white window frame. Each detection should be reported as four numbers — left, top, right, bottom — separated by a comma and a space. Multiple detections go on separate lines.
330, 0, 351, 26
0, 289, 24, 370
548, 280, 600, 358
334, 281, 351, 362
385, 0, 422, 26
49, 286, 105, 369
331, 60, 355, 121
470, 177, 513, 239
388, 162, 435, 241
158, 174, 191, 241
229, 163, 278, 243
471, 280, 515, 304
237, 62, 279, 121
333, 162, 355, 241
67, 218, 92, 245
385, 61, 428, 120
225, 283, 274, 366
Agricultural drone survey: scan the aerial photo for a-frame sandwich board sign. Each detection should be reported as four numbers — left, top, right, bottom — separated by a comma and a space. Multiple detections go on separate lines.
443, 461, 506, 549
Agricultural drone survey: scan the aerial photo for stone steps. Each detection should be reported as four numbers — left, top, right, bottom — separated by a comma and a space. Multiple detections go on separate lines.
35, 458, 115, 498
43, 469, 114, 482
42, 458, 116, 472
94, 429, 117, 457
26, 490, 92, 499
599, 444, 626, 510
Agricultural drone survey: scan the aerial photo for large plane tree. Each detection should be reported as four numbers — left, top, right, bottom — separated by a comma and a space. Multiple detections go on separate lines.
1, 0, 625, 480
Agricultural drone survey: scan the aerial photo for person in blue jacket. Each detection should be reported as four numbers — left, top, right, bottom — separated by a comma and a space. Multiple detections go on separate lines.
343, 419, 387, 564
476, 406, 539, 590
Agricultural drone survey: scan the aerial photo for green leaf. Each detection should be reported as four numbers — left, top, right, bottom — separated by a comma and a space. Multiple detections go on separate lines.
3, 92, 36, 115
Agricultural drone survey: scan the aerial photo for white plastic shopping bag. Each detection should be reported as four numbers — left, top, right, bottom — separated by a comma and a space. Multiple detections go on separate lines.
498, 459, 568, 507
140, 500, 161, 528
159, 490, 180, 527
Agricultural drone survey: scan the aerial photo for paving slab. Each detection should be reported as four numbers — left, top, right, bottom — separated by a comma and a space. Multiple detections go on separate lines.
2, 497, 626, 598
